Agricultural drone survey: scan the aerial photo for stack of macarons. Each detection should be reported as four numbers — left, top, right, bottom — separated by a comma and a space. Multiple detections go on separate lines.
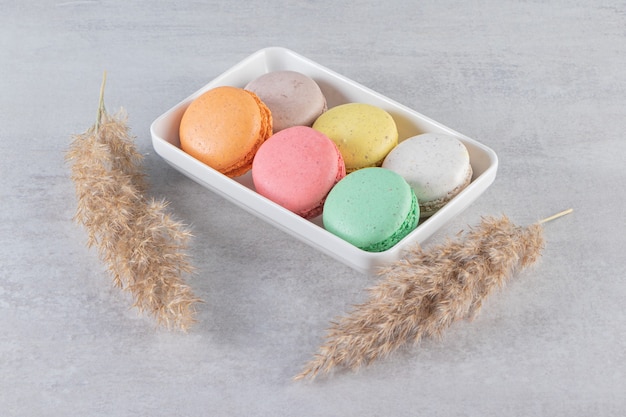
178, 70, 474, 252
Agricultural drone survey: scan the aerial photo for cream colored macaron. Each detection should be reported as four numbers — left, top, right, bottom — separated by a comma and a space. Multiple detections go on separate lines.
312, 103, 398, 172
382, 133, 473, 218
245, 70, 327, 133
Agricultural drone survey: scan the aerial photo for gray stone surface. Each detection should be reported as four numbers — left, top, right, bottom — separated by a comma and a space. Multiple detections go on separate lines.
1, 1, 625, 415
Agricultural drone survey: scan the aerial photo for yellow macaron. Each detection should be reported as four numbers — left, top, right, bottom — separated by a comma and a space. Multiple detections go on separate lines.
312, 103, 398, 172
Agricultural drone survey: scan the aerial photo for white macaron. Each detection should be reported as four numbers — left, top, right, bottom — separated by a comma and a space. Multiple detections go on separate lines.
382, 133, 473, 218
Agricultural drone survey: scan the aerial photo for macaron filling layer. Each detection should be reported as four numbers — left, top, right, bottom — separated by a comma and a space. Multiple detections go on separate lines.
417, 167, 472, 217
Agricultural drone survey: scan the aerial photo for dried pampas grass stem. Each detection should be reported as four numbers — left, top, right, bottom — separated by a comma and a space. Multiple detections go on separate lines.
295, 209, 572, 380
66, 72, 200, 330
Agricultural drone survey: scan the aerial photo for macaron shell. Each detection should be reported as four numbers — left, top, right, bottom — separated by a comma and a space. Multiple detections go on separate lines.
418, 169, 472, 217
323, 167, 418, 252
179, 86, 272, 177
252, 126, 346, 219
383, 133, 472, 217
363, 191, 418, 252
245, 70, 327, 132
312, 103, 398, 172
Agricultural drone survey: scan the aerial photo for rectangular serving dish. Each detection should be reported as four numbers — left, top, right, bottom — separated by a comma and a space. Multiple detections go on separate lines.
150, 47, 498, 274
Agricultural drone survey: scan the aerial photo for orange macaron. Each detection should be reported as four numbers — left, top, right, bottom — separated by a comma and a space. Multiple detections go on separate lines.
179, 86, 272, 177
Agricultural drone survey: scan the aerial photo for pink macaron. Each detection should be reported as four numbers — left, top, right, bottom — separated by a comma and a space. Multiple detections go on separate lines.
252, 126, 346, 219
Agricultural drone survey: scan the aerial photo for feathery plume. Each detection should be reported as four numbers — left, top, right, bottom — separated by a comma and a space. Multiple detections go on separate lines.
295, 210, 572, 380
66, 72, 201, 330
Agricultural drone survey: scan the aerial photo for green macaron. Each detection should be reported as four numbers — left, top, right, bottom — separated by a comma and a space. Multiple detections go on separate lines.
323, 167, 419, 252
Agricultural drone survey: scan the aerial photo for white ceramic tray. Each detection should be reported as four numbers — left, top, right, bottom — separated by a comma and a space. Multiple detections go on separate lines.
150, 47, 498, 274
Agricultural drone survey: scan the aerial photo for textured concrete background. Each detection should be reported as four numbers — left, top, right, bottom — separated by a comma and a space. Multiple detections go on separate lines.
1, 1, 625, 415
